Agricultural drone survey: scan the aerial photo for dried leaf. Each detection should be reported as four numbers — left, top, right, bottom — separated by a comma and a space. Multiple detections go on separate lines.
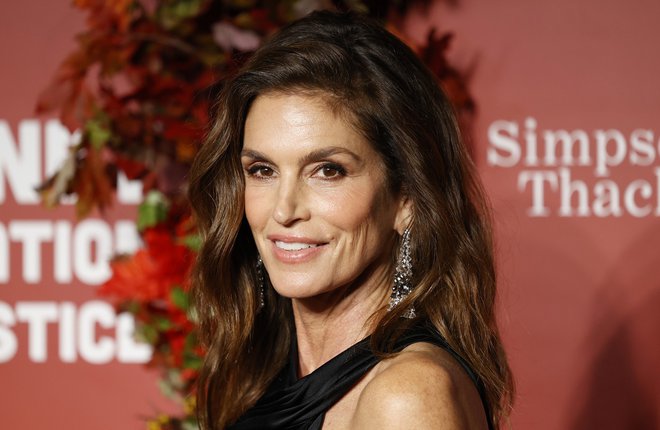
37, 147, 78, 207
212, 21, 261, 52
74, 146, 114, 217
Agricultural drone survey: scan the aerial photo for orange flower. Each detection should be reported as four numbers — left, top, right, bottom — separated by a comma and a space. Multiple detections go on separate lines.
99, 227, 193, 303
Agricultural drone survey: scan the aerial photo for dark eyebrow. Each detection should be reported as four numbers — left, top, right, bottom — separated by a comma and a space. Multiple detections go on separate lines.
299, 146, 362, 166
240, 149, 271, 162
241, 146, 363, 166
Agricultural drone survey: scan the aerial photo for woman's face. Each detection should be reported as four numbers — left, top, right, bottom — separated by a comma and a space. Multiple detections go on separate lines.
242, 93, 409, 302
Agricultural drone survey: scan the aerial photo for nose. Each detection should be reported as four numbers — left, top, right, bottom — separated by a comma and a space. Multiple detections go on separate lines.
272, 176, 310, 226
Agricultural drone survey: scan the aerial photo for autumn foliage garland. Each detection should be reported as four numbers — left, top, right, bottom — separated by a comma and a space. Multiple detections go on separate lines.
38, 1, 474, 428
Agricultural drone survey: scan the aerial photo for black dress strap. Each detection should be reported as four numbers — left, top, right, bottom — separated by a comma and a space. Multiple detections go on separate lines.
228, 321, 492, 430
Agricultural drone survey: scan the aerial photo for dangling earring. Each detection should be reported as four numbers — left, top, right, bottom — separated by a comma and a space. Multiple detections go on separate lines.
256, 255, 265, 310
389, 227, 416, 318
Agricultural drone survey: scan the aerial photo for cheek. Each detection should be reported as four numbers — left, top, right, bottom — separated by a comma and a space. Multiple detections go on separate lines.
244, 187, 267, 230
316, 185, 392, 235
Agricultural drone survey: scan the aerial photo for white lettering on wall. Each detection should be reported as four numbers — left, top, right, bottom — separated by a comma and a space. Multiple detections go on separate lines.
117, 171, 143, 204
0, 225, 7, 283
594, 129, 627, 177
59, 302, 77, 362
542, 129, 591, 166
630, 129, 655, 166
0, 301, 152, 364
558, 167, 591, 217
0, 302, 17, 362
78, 301, 116, 364
116, 312, 152, 363
624, 179, 653, 217
0, 120, 41, 204
488, 118, 660, 217
517, 170, 558, 217
514, 167, 660, 217
73, 219, 113, 285
15, 302, 59, 362
54, 221, 72, 283
9, 221, 53, 284
1, 118, 151, 367
0, 118, 142, 205
487, 120, 521, 167
114, 220, 141, 255
592, 180, 622, 217
0, 220, 139, 285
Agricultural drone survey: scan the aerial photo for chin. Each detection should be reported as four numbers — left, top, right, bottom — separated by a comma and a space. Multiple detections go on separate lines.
268, 275, 334, 300
271, 284, 328, 300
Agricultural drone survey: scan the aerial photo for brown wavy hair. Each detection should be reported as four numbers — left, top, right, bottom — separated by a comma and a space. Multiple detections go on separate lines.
188, 10, 514, 429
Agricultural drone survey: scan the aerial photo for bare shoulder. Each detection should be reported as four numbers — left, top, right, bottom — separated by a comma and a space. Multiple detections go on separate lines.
350, 342, 489, 430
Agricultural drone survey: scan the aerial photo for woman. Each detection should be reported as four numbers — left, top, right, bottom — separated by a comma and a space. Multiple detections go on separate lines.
188, 10, 514, 430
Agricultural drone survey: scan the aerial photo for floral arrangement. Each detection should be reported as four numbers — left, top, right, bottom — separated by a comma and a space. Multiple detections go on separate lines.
38, 0, 473, 428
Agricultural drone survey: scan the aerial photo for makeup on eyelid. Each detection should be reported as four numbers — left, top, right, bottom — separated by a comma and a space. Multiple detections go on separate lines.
243, 160, 348, 180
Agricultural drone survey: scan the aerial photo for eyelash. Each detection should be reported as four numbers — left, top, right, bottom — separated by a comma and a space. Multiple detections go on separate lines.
246, 164, 274, 178
244, 162, 347, 180
314, 162, 347, 179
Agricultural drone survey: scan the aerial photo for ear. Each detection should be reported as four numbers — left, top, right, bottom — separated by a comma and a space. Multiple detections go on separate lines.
393, 195, 413, 235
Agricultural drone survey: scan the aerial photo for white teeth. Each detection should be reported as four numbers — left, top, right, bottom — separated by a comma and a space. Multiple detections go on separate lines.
275, 241, 318, 251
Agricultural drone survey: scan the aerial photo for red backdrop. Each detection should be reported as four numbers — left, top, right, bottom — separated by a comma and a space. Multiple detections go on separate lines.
1, 1, 658, 429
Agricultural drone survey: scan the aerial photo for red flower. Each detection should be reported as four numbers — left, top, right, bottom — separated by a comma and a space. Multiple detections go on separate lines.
99, 226, 193, 303
168, 332, 186, 367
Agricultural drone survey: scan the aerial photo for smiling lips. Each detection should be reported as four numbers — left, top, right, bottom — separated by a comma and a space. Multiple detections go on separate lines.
268, 236, 327, 263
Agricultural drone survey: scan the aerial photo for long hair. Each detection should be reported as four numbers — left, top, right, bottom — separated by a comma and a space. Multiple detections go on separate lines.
188, 10, 514, 429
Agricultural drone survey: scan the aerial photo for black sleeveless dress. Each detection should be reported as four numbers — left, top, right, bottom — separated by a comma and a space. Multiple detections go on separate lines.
228, 320, 492, 430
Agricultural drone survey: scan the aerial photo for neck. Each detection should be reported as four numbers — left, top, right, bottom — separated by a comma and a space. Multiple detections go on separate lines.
291, 270, 389, 377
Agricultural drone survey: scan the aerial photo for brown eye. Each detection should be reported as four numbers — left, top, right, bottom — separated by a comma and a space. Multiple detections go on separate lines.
321, 166, 340, 177
258, 167, 274, 177
247, 165, 275, 178
316, 163, 346, 179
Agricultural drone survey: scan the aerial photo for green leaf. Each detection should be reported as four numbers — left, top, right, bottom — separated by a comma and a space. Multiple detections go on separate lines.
137, 190, 170, 231
182, 420, 199, 430
154, 316, 173, 331
184, 330, 198, 349
157, 0, 206, 30
158, 376, 177, 399
170, 286, 190, 311
183, 354, 202, 370
85, 116, 111, 149
136, 323, 158, 345
181, 233, 201, 251
162, 368, 184, 393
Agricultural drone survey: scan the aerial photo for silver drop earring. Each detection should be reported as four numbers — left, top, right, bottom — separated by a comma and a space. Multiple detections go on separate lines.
389, 227, 416, 318
256, 255, 265, 310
